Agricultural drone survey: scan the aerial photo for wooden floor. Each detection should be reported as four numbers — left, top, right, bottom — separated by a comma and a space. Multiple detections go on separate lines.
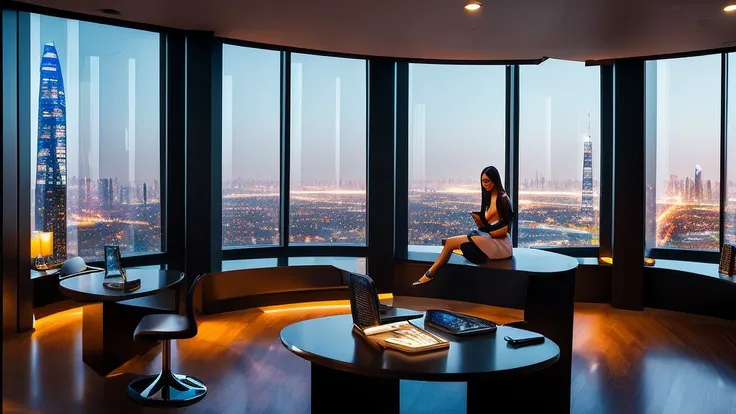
4, 297, 736, 414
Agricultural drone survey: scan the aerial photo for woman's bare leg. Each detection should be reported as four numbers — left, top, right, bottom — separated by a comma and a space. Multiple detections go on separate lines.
413, 235, 466, 285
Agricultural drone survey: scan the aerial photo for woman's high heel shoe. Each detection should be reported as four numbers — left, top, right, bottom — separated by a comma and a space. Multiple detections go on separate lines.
412, 271, 434, 286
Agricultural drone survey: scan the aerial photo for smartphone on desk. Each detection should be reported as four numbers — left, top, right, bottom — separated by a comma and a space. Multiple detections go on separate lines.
504, 332, 545, 347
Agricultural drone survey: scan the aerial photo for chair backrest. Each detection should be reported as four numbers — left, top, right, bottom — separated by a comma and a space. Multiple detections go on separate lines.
185, 273, 206, 337
345, 271, 381, 329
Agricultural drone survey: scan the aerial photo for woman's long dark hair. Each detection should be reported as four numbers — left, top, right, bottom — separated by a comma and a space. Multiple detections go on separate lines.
480, 166, 506, 212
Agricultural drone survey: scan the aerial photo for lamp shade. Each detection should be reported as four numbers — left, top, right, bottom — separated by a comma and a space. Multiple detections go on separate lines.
31, 232, 41, 258
39, 232, 54, 256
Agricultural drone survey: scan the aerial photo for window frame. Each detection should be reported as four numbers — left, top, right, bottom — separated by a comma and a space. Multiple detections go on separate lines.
514, 59, 604, 252
10, 3, 171, 270
218, 40, 371, 254
399, 61, 603, 260
642, 52, 729, 263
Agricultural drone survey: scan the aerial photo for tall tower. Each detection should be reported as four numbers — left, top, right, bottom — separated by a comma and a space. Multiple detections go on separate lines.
694, 164, 703, 202
581, 112, 594, 217
34, 43, 68, 260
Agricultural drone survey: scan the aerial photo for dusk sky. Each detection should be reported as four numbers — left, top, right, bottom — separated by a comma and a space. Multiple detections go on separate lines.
30, 14, 160, 186
30, 13, 733, 189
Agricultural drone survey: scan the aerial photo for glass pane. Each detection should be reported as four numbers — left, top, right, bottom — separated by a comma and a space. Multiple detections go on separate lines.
221, 45, 281, 247
518, 60, 600, 247
289, 54, 367, 245
29, 14, 161, 262
727, 53, 736, 245
407, 64, 506, 250
645, 55, 721, 251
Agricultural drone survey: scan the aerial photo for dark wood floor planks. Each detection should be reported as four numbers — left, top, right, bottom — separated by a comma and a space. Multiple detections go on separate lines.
4, 297, 736, 414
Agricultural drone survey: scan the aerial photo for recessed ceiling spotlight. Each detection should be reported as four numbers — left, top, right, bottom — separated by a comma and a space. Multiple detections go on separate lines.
98, 8, 121, 15
724, 4, 736, 11
465, 1, 482, 11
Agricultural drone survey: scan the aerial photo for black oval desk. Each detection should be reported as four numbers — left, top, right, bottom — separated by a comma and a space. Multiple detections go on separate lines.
395, 247, 579, 413
59, 269, 185, 376
281, 314, 560, 414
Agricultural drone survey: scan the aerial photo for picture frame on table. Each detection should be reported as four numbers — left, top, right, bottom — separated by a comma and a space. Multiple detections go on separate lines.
104, 245, 126, 280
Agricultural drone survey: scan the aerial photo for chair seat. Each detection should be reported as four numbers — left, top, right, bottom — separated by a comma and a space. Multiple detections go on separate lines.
134, 314, 193, 340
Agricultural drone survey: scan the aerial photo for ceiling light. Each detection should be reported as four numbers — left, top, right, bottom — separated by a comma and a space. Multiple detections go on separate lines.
724, 4, 736, 11
465, 1, 482, 11
98, 8, 121, 15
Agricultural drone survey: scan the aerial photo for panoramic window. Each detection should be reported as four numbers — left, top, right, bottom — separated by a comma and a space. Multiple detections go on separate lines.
518, 59, 600, 247
407, 64, 506, 251
727, 53, 736, 245
28, 14, 161, 262
289, 54, 367, 245
221, 45, 281, 247
645, 55, 721, 251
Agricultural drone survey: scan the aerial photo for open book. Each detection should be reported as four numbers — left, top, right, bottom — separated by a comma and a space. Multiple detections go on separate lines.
353, 321, 450, 354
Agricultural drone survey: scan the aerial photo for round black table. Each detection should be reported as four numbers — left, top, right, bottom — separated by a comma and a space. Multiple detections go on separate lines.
59, 269, 184, 302
59, 269, 185, 376
281, 313, 560, 413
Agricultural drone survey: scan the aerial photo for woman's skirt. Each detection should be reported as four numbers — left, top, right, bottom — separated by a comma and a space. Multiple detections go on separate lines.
470, 231, 513, 260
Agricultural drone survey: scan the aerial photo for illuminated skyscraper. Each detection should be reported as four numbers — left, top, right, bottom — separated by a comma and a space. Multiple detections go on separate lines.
581, 112, 594, 216
694, 164, 703, 202
34, 43, 67, 260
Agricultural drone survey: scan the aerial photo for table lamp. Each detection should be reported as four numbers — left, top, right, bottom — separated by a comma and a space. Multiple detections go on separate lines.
31, 231, 44, 269
31, 231, 53, 270
38, 232, 54, 269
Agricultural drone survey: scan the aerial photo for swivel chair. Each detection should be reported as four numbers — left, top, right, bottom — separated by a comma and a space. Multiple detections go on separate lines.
127, 273, 207, 406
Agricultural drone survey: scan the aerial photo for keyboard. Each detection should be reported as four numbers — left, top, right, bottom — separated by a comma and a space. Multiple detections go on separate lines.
379, 303, 393, 313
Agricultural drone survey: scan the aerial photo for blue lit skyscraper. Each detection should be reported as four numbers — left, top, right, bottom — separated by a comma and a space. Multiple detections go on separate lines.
34, 43, 67, 260
581, 112, 594, 216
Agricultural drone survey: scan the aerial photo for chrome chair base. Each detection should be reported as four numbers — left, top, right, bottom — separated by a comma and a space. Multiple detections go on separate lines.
127, 369, 207, 407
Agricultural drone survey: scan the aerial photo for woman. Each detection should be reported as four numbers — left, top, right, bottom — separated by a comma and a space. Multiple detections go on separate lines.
413, 166, 514, 286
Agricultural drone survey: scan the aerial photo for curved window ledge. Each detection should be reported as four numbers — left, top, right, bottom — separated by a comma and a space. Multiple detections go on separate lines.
222, 257, 365, 273
406, 247, 600, 265
648, 259, 733, 283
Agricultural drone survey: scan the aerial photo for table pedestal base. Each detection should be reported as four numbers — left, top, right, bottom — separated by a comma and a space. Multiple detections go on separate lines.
311, 363, 399, 413
82, 302, 161, 376
467, 372, 565, 414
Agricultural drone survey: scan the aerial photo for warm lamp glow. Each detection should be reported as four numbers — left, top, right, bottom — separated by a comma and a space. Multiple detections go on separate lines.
465, 1, 482, 11
261, 293, 394, 314
724, 4, 736, 12
31, 232, 41, 258
39, 232, 53, 256
599, 256, 655, 266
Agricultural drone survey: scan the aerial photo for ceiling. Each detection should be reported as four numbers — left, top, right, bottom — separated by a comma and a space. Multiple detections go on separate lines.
14, 0, 736, 62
